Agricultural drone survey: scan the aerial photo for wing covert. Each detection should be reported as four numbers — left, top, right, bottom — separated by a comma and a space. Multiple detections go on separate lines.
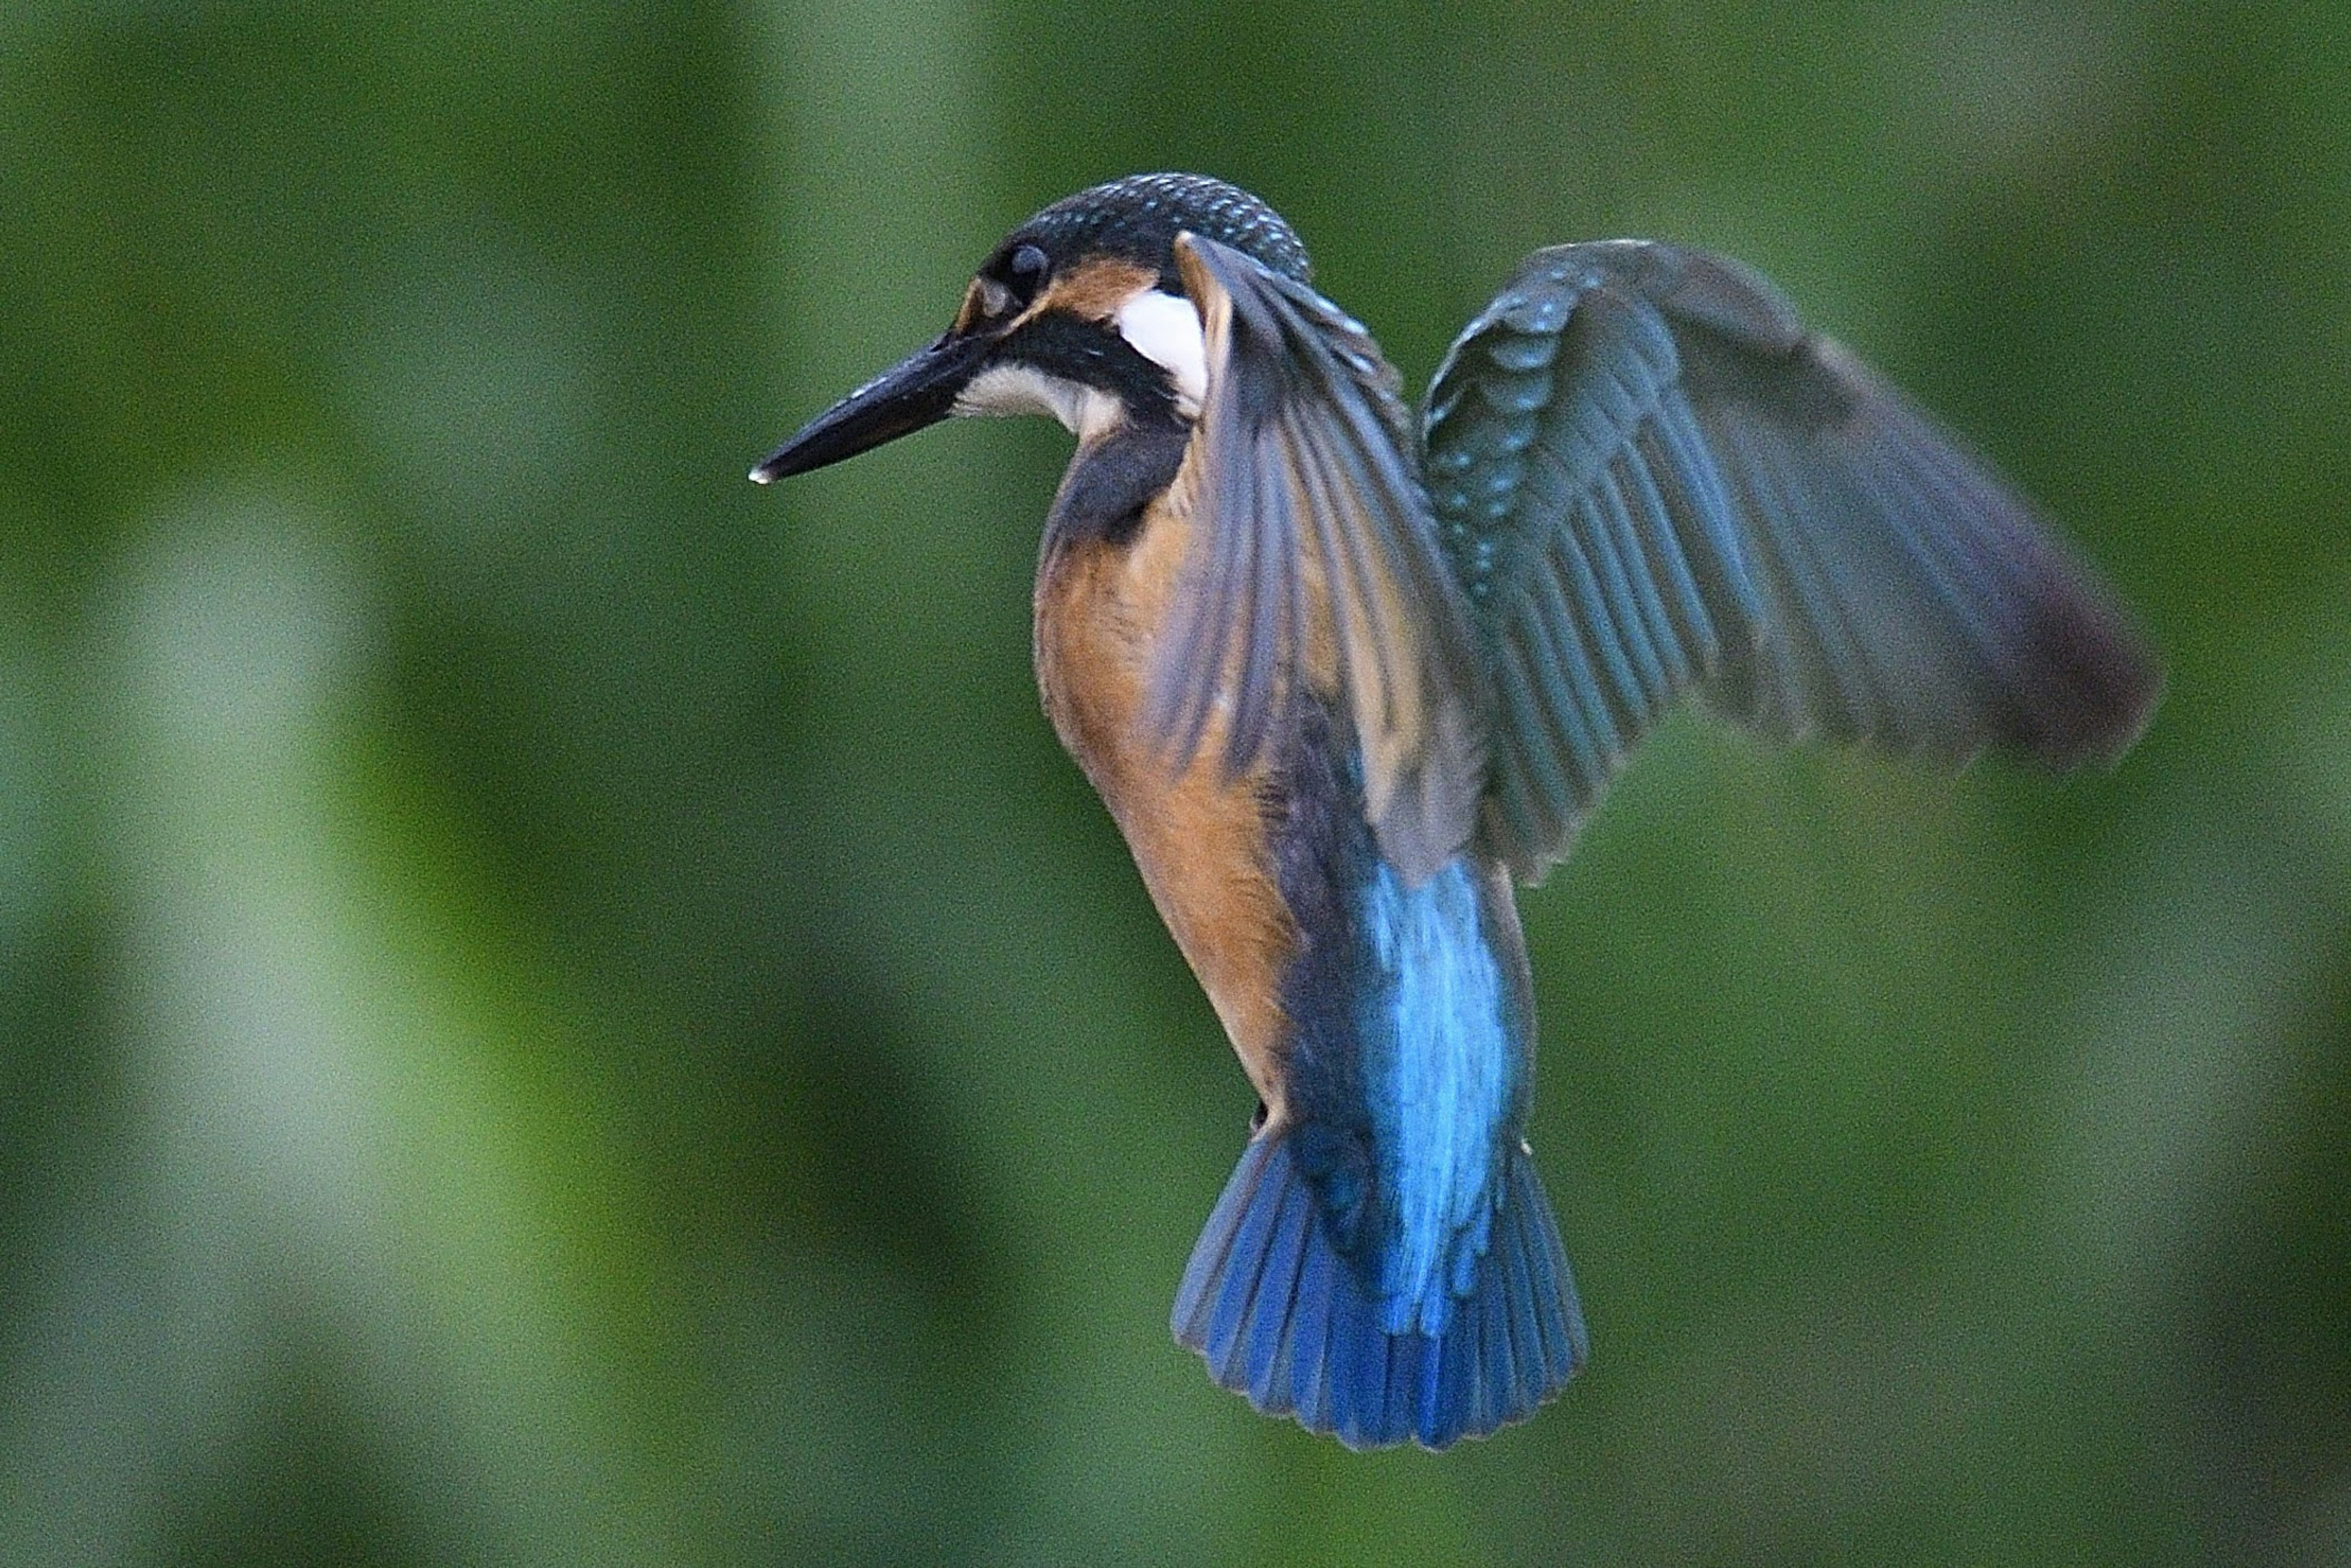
1422, 241, 2160, 882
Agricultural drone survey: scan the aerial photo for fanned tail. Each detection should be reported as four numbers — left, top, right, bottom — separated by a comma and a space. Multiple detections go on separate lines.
1171, 1128, 1586, 1450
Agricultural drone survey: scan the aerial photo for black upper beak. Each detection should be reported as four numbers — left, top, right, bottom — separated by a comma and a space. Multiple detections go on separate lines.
749, 331, 990, 484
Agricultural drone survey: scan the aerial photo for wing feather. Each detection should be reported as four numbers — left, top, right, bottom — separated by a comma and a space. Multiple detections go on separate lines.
1423, 241, 2160, 880
1149, 234, 1488, 883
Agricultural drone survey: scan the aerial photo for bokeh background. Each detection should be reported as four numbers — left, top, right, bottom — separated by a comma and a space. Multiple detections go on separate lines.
3, 1, 2347, 1563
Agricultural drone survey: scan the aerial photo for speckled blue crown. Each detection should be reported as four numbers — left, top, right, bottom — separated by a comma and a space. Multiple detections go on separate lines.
1013, 173, 1311, 285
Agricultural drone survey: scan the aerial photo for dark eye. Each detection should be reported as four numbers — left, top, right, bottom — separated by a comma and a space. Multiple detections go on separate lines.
972, 242, 1051, 321
1008, 244, 1049, 293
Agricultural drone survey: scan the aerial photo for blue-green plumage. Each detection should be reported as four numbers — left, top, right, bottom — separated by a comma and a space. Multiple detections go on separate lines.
751, 172, 2159, 1452
1173, 1108, 1579, 1450
1160, 691, 1580, 1447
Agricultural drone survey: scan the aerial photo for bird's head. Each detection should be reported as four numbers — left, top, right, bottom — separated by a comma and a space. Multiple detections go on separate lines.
750, 173, 1309, 482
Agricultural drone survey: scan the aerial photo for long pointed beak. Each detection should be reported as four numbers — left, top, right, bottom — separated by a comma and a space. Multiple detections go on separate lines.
749, 331, 989, 484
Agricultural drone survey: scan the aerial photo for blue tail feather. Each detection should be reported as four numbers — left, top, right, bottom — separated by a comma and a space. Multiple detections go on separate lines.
1473, 1275, 1507, 1433
1171, 1129, 1587, 1450
1289, 1238, 1337, 1429
1240, 1173, 1312, 1401
1535, 1184, 1581, 1390
1172, 1136, 1261, 1347
1204, 1149, 1288, 1381
1500, 1185, 1547, 1389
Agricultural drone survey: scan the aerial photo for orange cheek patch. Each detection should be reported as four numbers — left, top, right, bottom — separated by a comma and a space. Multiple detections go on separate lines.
1040, 258, 1161, 323
951, 279, 992, 333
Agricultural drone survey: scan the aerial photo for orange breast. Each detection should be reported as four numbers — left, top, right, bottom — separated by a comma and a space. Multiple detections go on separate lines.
1034, 503, 1297, 1116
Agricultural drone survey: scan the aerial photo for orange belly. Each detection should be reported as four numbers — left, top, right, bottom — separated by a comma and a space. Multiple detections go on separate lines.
1034, 510, 1297, 1116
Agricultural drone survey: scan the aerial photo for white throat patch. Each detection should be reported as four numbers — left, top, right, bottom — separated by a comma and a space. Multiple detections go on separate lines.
954, 362, 1127, 443
1114, 288, 1207, 416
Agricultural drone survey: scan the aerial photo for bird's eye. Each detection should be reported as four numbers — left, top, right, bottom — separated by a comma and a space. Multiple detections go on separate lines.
1009, 244, 1049, 291
971, 244, 1051, 324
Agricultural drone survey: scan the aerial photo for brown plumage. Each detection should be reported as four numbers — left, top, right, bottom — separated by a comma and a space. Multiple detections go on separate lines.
1035, 506, 1298, 1118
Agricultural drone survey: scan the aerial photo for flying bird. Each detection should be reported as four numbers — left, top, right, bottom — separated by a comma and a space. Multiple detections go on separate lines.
751, 173, 2159, 1450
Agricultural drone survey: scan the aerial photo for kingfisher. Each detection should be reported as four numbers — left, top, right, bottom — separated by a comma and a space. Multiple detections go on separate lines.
750, 173, 2159, 1450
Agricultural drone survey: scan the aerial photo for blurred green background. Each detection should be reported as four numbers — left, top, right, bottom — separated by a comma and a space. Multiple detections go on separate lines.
2, 1, 2346, 1563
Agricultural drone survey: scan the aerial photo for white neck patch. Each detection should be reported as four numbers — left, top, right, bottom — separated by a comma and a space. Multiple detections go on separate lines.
1113, 288, 1207, 416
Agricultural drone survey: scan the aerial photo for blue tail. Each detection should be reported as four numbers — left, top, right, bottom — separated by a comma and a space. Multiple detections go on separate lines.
1171, 1129, 1586, 1450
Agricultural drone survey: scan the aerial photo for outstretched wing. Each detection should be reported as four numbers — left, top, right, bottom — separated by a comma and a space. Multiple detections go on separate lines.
1150, 233, 1488, 884
1421, 240, 2161, 882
